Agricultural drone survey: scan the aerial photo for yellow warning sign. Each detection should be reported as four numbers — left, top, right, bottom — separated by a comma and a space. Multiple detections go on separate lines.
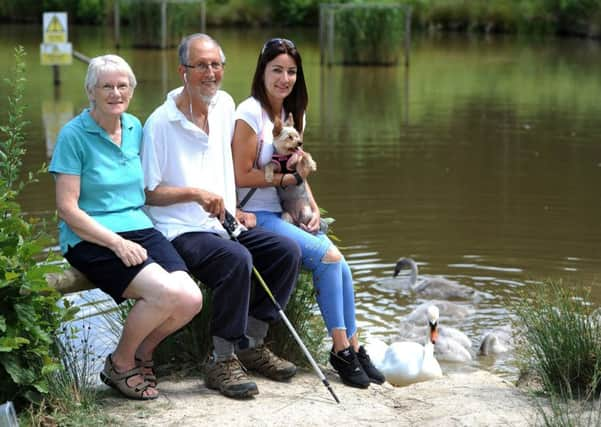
40, 43, 73, 66
43, 12, 68, 44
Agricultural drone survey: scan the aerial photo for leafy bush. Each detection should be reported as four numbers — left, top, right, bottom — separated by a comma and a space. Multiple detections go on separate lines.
0, 46, 76, 407
0, 0, 106, 24
128, 0, 203, 48
333, 4, 406, 65
514, 281, 601, 400
269, 0, 320, 26
207, 0, 272, 26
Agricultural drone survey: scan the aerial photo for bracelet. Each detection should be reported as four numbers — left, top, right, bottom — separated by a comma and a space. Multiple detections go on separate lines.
293, 171, 303, 186
279, 173, 287, 189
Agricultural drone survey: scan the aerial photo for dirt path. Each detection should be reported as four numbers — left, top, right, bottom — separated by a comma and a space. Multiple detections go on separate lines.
103, 367, 540, 426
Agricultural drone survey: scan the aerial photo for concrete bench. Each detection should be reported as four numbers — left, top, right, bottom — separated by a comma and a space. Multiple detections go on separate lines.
45, 268, 95, 294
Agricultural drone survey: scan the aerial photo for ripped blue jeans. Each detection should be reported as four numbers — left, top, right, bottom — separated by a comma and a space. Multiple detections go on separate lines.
254, 211, 357, 338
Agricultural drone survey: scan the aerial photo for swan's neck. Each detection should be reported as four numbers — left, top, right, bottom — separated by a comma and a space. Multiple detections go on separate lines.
423, 342, 435, 358
409, 261, 418, 286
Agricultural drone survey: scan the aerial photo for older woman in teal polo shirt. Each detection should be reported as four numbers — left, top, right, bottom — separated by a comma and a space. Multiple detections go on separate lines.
49, 54, 202, 400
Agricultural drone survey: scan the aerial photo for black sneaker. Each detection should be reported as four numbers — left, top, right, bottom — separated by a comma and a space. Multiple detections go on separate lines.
329, 346, 370, 389
356, 345, 386, 384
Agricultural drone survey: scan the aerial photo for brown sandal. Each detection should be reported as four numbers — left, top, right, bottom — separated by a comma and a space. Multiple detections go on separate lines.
135, 357, 157, 386
100, 354, 158, 400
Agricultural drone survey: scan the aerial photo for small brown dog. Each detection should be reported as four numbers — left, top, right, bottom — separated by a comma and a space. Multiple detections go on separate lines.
265, 113, 317, 228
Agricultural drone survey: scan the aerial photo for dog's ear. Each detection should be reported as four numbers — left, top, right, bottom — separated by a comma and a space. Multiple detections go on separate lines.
284, 112, 295, 128
272, 115, 283, 137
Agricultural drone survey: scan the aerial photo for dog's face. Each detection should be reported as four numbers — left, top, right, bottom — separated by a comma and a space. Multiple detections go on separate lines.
272, 113, 302, 155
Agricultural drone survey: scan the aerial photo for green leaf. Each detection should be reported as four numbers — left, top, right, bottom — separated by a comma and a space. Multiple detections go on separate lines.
2, 353, 37, 384
0, 336, 29, 352
4, 271, 19, 281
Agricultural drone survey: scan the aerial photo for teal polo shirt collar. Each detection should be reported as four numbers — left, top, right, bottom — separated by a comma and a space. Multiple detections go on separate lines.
80, 108, 135, 141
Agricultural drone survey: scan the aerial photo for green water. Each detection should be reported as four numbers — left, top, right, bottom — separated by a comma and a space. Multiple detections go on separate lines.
2, 25, 601, 378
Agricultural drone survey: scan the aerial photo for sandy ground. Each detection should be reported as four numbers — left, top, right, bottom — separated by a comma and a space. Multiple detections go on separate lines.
102, 367, 540, 426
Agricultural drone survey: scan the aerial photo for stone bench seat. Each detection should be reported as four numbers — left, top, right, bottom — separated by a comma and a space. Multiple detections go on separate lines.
45, 268, 95, 294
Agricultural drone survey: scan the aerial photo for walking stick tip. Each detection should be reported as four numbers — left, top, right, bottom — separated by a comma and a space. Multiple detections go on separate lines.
324, 381, 340, 404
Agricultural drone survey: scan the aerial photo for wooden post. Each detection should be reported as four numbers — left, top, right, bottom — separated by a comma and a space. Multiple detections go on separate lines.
114, 0, 121, 48
200, 0, 206, 33
52, 65, 60, 86
402, 65, 409, 126
404, 5, 412, 68
161, 0, 168, 49
327, 7, 335, 67
319, 5, 324, 65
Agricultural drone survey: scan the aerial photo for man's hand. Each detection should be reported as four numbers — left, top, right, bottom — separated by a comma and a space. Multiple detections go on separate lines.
197, 189, 225, 222
236, 210, 256, 228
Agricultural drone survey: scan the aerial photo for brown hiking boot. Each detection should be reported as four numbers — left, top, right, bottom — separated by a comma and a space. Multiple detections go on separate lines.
204, 355, 259, 398
237, 345, 297, 381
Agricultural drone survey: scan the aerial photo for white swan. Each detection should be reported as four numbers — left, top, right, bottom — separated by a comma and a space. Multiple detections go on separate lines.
376, 305, 443, 386
387, 257, 481, 301
397, 314, 473, 362
364, 338, 389, 369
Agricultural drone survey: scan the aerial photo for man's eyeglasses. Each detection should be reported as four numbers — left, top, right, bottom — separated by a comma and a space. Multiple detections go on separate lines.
261, 38, 296, 55
96, 83, 131, 94
183, 62, 224, 73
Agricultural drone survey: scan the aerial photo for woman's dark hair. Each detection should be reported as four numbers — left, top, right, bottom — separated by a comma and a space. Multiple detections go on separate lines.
250, 38, 308, 133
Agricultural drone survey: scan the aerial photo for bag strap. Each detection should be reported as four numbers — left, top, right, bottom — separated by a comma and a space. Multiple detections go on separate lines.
238, 116, 267, 209
237, 187, 257, 209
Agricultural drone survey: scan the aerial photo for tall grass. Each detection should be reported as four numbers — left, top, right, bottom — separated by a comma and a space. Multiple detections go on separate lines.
152, 272, 326, 370
266, 272, 327, 365
513, 281, 601, 425
21, 320, 116, 427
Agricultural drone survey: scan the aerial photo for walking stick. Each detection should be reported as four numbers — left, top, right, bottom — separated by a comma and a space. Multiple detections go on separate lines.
221, 210, 340, 404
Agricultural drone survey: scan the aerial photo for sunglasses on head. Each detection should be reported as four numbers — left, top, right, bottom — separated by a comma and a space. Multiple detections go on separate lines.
261, 38, 296, 55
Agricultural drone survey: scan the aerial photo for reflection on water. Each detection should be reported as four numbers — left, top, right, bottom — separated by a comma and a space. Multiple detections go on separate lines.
2, 26, 601, 381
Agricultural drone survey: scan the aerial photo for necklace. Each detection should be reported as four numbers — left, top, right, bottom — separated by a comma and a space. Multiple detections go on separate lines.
187, 101, 209, 133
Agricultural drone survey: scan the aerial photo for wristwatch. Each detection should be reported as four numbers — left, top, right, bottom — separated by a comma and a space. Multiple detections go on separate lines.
293, 171, 303, 186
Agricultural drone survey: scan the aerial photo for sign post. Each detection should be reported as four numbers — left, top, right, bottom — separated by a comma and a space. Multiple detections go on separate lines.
40, 12, 72, 85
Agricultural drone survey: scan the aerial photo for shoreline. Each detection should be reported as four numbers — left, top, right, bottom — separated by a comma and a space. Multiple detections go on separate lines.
102, 367, 539, 426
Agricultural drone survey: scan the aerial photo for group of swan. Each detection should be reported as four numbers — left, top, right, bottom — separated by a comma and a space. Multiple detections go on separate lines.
368, 257, 513, 386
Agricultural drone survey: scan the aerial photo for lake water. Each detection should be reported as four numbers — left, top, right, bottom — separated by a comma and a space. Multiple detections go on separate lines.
1, 24, 600, 380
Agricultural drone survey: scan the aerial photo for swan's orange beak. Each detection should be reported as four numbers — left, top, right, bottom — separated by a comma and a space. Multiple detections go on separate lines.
429, 323, 439, 344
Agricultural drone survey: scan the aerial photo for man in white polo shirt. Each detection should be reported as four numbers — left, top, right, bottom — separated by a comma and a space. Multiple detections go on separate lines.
141, 33, 301, 399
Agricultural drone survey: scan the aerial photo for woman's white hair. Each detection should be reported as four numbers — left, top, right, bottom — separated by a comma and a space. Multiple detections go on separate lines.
84, 54, 137, 109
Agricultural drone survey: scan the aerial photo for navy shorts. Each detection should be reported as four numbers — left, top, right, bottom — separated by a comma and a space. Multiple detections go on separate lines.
64, 228, 188, 304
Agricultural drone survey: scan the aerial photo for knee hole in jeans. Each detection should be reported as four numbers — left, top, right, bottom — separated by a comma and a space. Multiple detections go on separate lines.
321, 246, 342, 264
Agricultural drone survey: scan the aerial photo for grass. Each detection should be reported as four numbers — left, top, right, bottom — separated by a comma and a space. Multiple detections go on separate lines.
152, 271, 327, 370
513, 280, 601, 426
19, 319, 119, 426
266, 271, 327, 366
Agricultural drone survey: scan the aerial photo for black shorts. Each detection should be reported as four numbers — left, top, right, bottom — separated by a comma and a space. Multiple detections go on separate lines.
64, 228, 188, 304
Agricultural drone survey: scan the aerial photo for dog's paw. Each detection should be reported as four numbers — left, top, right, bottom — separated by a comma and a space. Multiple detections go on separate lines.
281, 211, 295, 225
298, 153, 317, 175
